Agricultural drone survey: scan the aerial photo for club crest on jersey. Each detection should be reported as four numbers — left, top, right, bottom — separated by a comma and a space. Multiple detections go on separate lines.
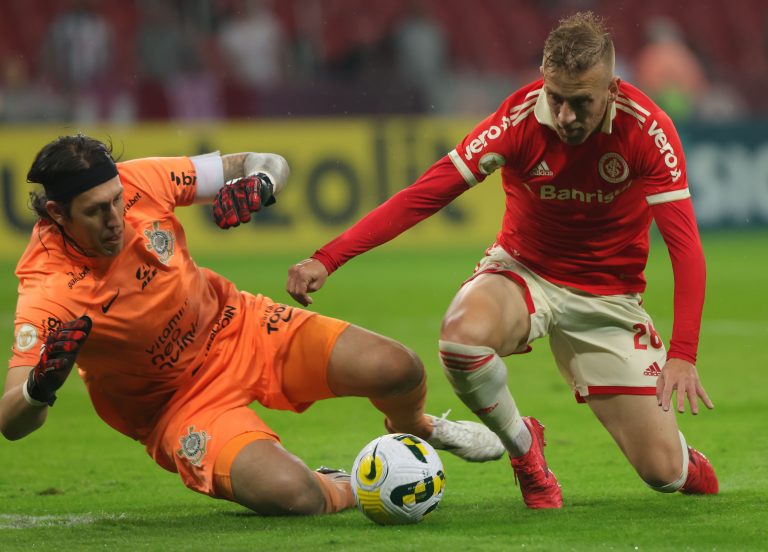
177, 426, 210, 466
598, 153, 629, 184
144, 221, 175, 265
15, 323, 38, 352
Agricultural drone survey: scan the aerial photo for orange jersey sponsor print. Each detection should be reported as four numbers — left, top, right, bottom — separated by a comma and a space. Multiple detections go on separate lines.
9, 157, 245, 440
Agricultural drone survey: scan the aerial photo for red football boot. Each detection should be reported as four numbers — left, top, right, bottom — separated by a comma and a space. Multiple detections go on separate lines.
680, 446, 719, 495
510, 417, 563, 508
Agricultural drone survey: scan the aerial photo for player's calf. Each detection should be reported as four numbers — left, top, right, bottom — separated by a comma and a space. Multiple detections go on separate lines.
438, 340, 530, 456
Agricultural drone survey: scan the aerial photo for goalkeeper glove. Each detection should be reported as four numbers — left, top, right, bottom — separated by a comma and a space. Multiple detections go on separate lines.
212, 173, 276, 229
25, 316, 92, 407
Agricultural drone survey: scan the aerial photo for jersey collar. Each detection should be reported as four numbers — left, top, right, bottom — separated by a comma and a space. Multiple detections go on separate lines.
534, 86, 617, 135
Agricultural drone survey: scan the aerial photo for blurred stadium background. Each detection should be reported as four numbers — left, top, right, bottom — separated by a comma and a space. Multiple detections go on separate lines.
0, 0, 767, 263
1, 3, 767, 547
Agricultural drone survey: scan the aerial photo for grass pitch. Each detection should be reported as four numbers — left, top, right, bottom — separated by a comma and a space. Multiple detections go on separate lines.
0, 231, 766, 551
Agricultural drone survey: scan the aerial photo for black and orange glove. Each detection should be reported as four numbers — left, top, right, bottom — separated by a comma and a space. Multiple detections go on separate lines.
26, 316, 92, 406
212, 173, 276, 229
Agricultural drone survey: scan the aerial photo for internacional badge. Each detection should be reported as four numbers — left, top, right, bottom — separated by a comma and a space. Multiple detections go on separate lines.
598, 152, 629, 184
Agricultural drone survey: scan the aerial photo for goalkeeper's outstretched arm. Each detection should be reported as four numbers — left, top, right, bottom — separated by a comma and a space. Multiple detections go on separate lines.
0, 366, 48, 440
1, 315, 92, 440
191, 152, 289, 202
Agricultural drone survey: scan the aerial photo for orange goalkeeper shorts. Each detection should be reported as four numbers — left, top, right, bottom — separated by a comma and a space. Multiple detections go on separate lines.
144, 293, 350, 497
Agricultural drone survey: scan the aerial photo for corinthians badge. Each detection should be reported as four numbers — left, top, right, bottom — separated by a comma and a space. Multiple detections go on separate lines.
177, 426, 211, 467
144, 221, 175, 265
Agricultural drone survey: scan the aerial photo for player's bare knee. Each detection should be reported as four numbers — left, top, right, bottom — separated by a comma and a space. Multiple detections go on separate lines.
441, 314, 520, 353
441, 313, 491, 348
637, 454, 685, 490
374, 342, 424, 396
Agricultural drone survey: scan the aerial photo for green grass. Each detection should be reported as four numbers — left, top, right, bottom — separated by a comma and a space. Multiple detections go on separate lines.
1, 231, 766, 551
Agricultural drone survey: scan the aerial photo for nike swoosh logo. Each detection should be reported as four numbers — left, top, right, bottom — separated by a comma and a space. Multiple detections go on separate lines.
366, 443, 381, 480
102, 289, 120, 314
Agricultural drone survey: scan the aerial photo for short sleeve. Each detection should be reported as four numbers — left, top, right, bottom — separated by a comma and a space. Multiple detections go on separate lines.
9, 298, 75, 369
117, 157, 198, 210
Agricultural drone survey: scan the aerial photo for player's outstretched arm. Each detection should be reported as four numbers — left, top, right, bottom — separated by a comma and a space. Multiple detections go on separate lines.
0, 366, 44, 440
656, 358, 714, 415
0, 316, 92, 440
285, 155, 469, 295
286, 259, 329, 306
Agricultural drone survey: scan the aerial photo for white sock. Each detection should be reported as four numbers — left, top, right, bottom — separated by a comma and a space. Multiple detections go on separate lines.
649, 431, 690, 493
439, 340, 531, 456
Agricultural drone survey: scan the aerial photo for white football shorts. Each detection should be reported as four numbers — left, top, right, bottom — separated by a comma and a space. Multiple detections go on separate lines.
467, 245, 667, 401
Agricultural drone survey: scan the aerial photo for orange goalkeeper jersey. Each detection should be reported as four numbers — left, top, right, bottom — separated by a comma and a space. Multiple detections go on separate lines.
9, 157, 248, 440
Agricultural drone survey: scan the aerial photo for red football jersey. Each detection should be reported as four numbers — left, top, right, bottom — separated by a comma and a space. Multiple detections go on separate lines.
449, 79, 690, 295
312, 79, 705, 362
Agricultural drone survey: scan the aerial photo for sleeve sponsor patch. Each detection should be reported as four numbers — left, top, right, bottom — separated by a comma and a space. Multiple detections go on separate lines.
15, 323, 38, 352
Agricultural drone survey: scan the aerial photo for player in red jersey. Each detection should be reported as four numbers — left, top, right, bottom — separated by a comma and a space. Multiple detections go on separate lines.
0, 134, 504, 517
287, 12, 719, 508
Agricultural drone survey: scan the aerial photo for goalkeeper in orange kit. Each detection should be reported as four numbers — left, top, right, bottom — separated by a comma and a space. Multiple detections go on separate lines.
0, 134, 505, 516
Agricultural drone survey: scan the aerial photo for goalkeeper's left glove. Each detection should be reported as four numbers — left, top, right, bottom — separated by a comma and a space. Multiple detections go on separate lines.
25, 315, 92, 407
212, 173, 276, 229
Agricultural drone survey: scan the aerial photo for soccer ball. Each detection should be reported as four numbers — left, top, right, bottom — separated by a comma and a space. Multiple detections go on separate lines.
351, 433, 445, 525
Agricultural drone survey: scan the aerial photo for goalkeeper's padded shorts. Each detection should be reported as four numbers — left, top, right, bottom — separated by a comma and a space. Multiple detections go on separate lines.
144, 294, 349, 497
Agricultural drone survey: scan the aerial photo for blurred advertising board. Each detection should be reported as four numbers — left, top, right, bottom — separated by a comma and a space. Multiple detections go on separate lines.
0, 118, 766, 258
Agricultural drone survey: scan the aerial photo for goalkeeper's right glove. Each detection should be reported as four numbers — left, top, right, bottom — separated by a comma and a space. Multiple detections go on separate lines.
25, 315, 92, 407
212, 173, 276, 229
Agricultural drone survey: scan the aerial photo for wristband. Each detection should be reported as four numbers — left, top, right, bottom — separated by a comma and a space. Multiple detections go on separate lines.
250, 172, 277, 206
22, 381, 49, 408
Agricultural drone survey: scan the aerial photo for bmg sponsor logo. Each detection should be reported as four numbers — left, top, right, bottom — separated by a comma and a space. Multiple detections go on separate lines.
42, 316, 62, 340
170, 171, 196, 187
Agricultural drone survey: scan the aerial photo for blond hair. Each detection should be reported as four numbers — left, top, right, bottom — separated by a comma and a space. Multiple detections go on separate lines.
542, 12, 614, 75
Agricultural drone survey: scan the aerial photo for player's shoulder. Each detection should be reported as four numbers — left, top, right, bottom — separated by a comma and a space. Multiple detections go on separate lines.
117, 156, 196, 210
477, 78, 545, 138
15, 223, 89, 295
117, 156, 195, 189
614, 81, 675, 131
499, 78, 545, 114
